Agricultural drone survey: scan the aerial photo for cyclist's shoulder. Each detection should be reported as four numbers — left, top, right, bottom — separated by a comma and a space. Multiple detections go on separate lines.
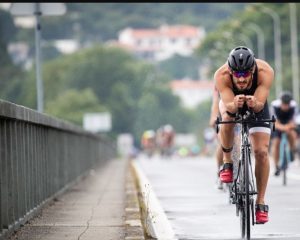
271, 98, 281, 107
256, 59, 273, 71
290, 99, 298, 108
214, 63, 231, 87
214, 62, 229, 78
256, 59, 274, 80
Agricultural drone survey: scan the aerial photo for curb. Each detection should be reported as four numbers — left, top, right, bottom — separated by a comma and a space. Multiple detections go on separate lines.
130, 160, 176, 240
125, 159, 147, 240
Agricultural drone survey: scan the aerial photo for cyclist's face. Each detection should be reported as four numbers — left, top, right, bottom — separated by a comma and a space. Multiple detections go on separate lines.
231, 70, 253, 90
280, 103, 290, 112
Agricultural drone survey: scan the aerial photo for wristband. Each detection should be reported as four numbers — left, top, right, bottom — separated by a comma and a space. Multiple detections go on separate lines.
226, 111, 237, 118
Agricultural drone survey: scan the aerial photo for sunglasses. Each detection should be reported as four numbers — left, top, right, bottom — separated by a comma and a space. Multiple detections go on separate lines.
232, 71, 252, 78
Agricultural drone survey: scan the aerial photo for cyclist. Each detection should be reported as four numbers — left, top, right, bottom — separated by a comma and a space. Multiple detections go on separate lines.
214, 46, 274, 224
270, 91, 298, 176
295, 111, 300, 162
141, 130, 156, 158
161, 124, 175, 157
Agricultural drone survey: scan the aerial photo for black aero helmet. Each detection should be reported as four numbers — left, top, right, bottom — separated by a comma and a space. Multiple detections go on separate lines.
228, 46, 255, 71
280, 91, 293, 104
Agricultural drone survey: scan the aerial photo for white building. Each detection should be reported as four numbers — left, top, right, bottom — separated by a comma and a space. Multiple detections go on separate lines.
118, 24, 205, 61
169, 78, 214, 109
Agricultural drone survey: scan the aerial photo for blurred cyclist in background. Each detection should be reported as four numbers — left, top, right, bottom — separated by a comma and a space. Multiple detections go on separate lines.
270, 91, 298, 176
141, 130, 156, 158
295, 110, 300, 163
156, 126, 165, 156
161, 124, 175, 157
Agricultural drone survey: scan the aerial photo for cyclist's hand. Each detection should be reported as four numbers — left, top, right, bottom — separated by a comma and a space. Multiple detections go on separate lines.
234, 94, 246, 108
287, 122, 296, 131
282, 125, 290, 133
245, 95, 257, 108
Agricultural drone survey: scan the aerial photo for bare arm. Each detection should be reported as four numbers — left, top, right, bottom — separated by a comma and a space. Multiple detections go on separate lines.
252, 62, 274, 112
209, 87, 220, 126
214, 69, 238, 113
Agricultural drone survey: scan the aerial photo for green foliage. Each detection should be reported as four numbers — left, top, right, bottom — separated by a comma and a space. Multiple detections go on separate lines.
12, 3, 246, 44
133, 84, 194, 143
45, 88, 106, 125
0, 9, 16, 44
157, 54, 200, 80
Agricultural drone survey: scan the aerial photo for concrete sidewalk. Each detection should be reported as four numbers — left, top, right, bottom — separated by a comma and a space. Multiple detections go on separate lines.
7, 158, 146, 240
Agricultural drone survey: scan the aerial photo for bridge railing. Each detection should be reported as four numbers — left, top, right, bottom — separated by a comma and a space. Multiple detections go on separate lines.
0, 100, 116, 239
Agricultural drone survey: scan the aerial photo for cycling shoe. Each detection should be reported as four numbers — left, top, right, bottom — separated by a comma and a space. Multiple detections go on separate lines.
219, 162, 233, 183
255, 204, 269, 224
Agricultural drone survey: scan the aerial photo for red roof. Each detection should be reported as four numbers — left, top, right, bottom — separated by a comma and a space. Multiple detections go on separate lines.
128, 25, 201, 39
160, 25, 200, 38
131, 29, 161, 39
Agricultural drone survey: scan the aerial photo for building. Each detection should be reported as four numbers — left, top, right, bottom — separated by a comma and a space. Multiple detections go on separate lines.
169, 78, 214, 109
117, 24, 206, 62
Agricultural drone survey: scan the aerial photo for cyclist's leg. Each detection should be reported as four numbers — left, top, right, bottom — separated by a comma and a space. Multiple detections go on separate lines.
216, 143, 223, 169
250, 131, 270, 204
287, 129, 298, 161
249, 103, 271, 223
215, 141, 224, 189
249, 129, 271, 223
218, 100, 235, 183
272, 132, 281, 175
218, 100, 235, 163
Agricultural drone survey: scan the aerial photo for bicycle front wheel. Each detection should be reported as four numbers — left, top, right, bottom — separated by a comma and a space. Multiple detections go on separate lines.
239, 148, 251, 239
244, 148, 251, 239
282, 149, 287, 186
238, 159, 246, 239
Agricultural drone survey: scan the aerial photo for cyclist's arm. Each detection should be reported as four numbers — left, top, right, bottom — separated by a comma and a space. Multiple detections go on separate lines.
253, 64, 274, 113
209, 86, 220, 127
275, 120, 289, 132
214, 70, 237, 114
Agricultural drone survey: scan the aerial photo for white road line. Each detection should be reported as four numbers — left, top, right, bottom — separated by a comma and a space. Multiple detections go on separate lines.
131, 160, 177, 240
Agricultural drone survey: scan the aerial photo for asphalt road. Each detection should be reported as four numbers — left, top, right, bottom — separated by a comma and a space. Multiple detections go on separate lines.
135, 154, 300, 240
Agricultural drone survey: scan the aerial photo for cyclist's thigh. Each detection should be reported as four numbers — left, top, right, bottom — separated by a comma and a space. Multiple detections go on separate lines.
250, 132, 270, 159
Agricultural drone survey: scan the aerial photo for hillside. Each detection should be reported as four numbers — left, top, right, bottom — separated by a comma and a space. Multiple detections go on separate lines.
13, 3, 246, 43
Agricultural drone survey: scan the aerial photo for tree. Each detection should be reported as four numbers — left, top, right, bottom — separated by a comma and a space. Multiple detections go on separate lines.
157, 54, 200, 80
45, 88, 106, 126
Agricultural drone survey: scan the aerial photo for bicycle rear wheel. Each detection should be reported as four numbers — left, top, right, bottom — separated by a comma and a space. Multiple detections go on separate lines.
240, 205, 246, 239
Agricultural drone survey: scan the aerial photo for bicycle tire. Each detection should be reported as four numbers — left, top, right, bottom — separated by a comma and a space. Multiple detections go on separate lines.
283, 148, 287, 186
245, 147, 251, 239
238, 151, 246, 239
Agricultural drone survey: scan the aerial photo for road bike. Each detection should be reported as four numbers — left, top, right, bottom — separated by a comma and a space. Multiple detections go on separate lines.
216, 109, 275, 240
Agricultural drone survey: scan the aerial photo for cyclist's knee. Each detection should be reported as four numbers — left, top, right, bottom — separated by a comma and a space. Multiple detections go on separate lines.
254, 148, 269, 162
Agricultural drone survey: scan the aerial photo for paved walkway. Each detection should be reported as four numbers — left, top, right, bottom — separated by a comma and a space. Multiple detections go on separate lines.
7, 158, 146, 240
